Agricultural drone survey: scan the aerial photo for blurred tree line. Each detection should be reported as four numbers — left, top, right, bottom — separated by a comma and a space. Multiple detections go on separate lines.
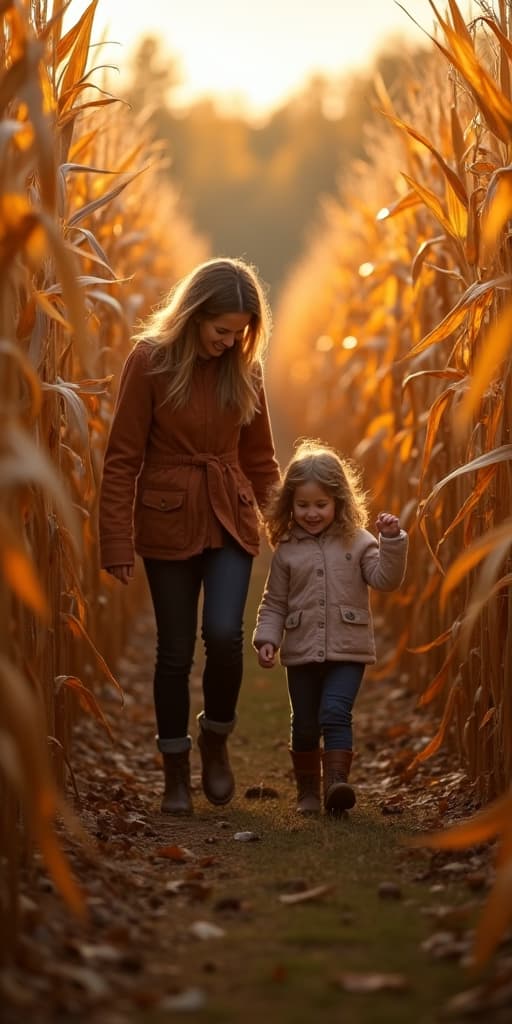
124, 37, 429, 293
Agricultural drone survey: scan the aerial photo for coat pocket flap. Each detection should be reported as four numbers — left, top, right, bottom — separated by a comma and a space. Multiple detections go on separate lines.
339, 606, 369, 625
285, 609, 302, 629
141, 490, 184, 512
238, 486, 256, 506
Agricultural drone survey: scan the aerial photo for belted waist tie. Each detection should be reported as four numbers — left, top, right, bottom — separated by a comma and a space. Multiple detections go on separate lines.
144, 451, 245, 536
145, 451, 238, 469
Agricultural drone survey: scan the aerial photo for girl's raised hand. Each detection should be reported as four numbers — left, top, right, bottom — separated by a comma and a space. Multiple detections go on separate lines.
258, 643, 276, 668
375, 512, 400, 538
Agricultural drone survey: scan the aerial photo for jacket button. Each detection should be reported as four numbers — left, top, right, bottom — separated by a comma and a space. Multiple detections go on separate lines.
345, 553, 352, 560
318, 650, 324, 657
318, 622, 324, 628
345, 611, 355, 620
160, 499, 167, 508
319, 599, 325, 606
316, 569, 324, 576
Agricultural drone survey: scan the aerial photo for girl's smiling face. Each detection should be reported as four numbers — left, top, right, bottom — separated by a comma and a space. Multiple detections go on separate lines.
292, 480, 336, 535
197, 312, 250, 359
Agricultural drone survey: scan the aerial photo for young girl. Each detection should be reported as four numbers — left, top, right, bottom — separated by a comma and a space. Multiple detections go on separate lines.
253, 440, 408, 816
99, 257, 280, 816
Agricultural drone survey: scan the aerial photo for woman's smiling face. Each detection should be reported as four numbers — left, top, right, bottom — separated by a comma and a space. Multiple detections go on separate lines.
197, 312, 251, 358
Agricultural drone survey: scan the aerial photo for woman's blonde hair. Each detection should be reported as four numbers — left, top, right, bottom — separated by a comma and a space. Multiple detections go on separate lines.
264, 439, 369, 548
133, 257, 271, 423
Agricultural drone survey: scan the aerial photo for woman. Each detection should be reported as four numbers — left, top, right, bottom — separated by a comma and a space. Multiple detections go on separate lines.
99, 257, 280, 815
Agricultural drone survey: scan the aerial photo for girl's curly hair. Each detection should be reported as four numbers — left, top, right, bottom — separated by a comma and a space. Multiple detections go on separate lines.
263, 438, 369, 548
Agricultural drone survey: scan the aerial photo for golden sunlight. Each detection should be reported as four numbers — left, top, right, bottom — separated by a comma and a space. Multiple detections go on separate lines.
67, 0, 430, 116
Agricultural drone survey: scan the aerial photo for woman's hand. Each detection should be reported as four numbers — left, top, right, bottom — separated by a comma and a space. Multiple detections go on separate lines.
375, 512, 400, 538
258, 643, 276, 668
104, 565, 134, 585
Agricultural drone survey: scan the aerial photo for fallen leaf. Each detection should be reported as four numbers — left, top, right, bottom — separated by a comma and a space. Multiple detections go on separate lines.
189, 921, 225, 940
270, 963, 288, 982
154, 844, 195, 861
233, 831, 260, 842
48, 963, 111, 998
279, 883, 334, 905
336, 971, 410, 993
213, 897, 243, 912
165, 879, 212, 901
160, 987, 206, 1011
378, 881, 402, 900
421, 931, 469, 960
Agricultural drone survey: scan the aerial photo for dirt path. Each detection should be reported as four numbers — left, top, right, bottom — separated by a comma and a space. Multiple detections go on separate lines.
1, 560, 500, 1023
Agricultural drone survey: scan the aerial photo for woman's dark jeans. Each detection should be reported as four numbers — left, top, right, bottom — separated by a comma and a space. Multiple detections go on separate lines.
144, 535, 253, 740
286, 660, 365, 752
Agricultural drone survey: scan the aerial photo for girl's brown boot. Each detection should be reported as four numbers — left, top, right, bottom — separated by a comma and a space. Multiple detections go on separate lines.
322, 750, 355, 814
290, 749, 321, 814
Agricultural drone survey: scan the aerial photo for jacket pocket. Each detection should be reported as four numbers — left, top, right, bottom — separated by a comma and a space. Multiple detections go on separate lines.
336, 605, 371, 657
139, 490, 186, 549
285, 609, 302, 629
141, 490, 184, 513
339, 606, 369, 625
237, 486, 259, 546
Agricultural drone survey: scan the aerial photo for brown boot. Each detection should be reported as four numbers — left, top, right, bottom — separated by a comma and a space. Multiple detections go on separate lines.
197, 712, 235, 806
290, 749, 321, 815
322, 750, 355, 814
161, 751, 193, 815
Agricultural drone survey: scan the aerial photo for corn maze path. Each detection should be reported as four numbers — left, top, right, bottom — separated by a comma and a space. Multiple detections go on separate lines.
2, 579, 507, 1024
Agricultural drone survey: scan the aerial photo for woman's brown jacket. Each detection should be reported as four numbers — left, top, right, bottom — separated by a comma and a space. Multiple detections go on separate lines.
99, 342, 280, 567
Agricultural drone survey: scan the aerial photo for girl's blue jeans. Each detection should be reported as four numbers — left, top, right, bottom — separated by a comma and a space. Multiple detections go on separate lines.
144, 534, 253, 740
286, 660, 365, 751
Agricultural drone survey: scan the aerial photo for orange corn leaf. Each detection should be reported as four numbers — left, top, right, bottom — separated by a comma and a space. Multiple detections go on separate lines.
479, 708, 496, 730
455, 295, 512, 429
472, 859, 512, 968
55, 675, 114, 741
378, 190, 425, 221
461, 572, 512, 650
441, 518, 512, 607
383, 111, 468, 205
59, 0, 99, 98
480, 167, 512, 254
418, 444, 512, 523
419, 382, 464, 493
37, 211, 88, 361
428, 0, 512, 141
407, 623, 458, 654
417, 645, 459, 707
67, 169, 145, 227
2, 545, 49, 619
435, 467, 496, 556
401, 277, 506, 361
61, 613, 124, 701
0, 337, 42, 417
34, 289, 72, 329
410, 236, 446, 285
37, 824, 86, 920
408, 677, 460, 767
401, 172, 455, 239
478, 15, 512, 62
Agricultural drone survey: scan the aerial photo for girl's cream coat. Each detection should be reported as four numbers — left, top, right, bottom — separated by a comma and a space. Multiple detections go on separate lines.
253, 525, 408, 665
99, 342, 279, 567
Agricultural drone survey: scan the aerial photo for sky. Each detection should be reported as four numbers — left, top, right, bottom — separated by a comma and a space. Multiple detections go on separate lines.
70, 0, 449, 117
